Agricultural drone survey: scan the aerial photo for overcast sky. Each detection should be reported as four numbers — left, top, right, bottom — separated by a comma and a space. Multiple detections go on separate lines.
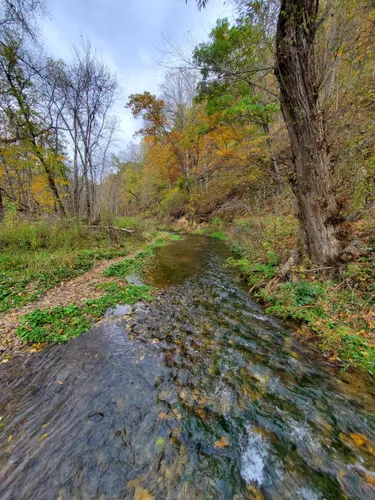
42, 0, 233, 147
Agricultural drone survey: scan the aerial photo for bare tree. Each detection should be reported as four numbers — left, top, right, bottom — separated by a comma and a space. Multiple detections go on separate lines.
46, 40, 119, 219
160, 68, 198, 131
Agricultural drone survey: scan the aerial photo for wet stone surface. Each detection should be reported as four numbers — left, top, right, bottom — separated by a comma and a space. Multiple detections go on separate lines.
1, 235, 375, 499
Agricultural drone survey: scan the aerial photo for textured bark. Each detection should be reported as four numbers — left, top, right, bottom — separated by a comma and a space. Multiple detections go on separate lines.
275, 0, 342, 265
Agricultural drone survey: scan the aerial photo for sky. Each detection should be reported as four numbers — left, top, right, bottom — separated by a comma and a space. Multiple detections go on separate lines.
41, 0, 234, 147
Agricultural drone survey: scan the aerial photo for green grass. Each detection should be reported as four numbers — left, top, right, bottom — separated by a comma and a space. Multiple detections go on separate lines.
103, 237, 167, 279
227, 252, 375, 374
211, 231, 226, 240
0, 218, 166, 313
14, 233, 174, 344
16, 283, 154, 343
224, 214, 375, 374
0, 246, 132, 312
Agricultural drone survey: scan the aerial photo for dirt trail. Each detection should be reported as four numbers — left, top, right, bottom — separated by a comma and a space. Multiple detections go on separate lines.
0, 240, 156, 356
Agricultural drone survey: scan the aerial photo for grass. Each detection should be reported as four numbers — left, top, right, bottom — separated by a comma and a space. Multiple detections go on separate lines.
13, 232, 174, 344
16, 283, 154, 343
0, 217, 161, 313
103, 237, 168, 279
224, 213, 375, 375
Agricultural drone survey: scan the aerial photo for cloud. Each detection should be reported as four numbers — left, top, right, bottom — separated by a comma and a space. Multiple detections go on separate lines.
41, 0, 234, 145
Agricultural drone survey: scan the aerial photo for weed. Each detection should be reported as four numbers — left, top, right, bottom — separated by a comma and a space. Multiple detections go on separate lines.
16, 283, 154, 344
211, 231, 226, 240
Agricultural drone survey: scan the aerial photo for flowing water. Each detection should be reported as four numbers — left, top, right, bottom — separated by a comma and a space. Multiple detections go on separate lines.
1, 235, 375, 499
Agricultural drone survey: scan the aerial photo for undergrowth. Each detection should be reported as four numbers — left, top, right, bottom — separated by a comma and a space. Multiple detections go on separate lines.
14, 233, 174, 344
16, 283, 154, 343
0, 218, 162, 313
224, 212, 375, 375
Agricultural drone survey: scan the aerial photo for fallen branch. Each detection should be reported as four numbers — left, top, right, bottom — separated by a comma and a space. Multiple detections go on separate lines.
265, 247, 302, 293
278, 247, 302, 279
87, 225, 135, 234
109, 226, 135, 234
291, 266, 333, 273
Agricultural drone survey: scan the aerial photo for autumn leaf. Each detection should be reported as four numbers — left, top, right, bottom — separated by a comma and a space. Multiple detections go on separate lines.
134, 487, 154, 500
215, 436, 229, 448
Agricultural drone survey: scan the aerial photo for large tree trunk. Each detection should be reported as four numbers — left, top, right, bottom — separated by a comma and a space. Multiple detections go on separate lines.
275, 0, 342, 265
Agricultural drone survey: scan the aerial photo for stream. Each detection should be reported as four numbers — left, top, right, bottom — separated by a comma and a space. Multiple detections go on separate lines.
1, 234, 375, 499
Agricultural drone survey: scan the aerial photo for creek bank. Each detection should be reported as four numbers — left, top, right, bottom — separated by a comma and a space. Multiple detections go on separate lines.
173, 217, 375, 375
0, 233, 175, 360
1, 233, 375, 499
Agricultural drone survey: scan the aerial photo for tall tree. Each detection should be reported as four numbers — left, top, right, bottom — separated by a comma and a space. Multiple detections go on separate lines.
275, 0, 341, 265
46, 41, 119, 219
193, 0, 345, 265
0, 41, 67, 215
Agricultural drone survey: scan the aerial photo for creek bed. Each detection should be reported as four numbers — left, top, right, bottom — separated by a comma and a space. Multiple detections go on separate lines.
1, 235, 375, 499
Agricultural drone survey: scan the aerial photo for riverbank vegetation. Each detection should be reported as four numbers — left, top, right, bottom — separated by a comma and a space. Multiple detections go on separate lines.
0, 1, 374, 371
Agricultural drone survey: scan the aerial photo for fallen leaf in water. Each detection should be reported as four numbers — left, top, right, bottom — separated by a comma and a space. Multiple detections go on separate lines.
159, 412, 169, 420
215, 436, 229, 448
57, 381, 63, 385
1, 359, 9, 363
7, 435, 12, 443
363, 472, 375, 487
247, 484, 264, 499
42, 423, 50, 428
140, 354, 145, 361
134, 486, 154, 500
340, 432, 375, 454
349, 433, 367, 447
38, 433, 48, 441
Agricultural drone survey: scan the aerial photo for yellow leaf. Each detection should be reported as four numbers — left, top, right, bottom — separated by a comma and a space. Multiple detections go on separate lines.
134, 487, 154, 500
214, 436, 229, 448
349, 433, 366, 447
38, 433, 48, 442
57, 381, 63, 385
7, 435, 12, 443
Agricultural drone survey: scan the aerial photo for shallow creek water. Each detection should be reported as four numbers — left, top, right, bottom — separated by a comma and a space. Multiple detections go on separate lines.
1, 235, 375, 499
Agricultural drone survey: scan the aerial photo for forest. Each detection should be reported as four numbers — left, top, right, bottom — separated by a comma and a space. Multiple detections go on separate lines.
2, 1, 375, 498
0, 0, 375, 373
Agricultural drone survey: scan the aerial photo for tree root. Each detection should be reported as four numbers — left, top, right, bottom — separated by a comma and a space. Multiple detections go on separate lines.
265, 247, 302, 293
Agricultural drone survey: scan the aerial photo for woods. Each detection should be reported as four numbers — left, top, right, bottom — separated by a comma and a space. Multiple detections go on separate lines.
0, 1, 119, 220
0, 0, 375, 369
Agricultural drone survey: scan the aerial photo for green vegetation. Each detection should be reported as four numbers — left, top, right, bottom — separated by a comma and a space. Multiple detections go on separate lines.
16, 283, 154, 343
12, 231, 174, 344
224, 210, 375, 374
211, 231, 226, 241
0, 217, 160, 312
103, 238, 167, 279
